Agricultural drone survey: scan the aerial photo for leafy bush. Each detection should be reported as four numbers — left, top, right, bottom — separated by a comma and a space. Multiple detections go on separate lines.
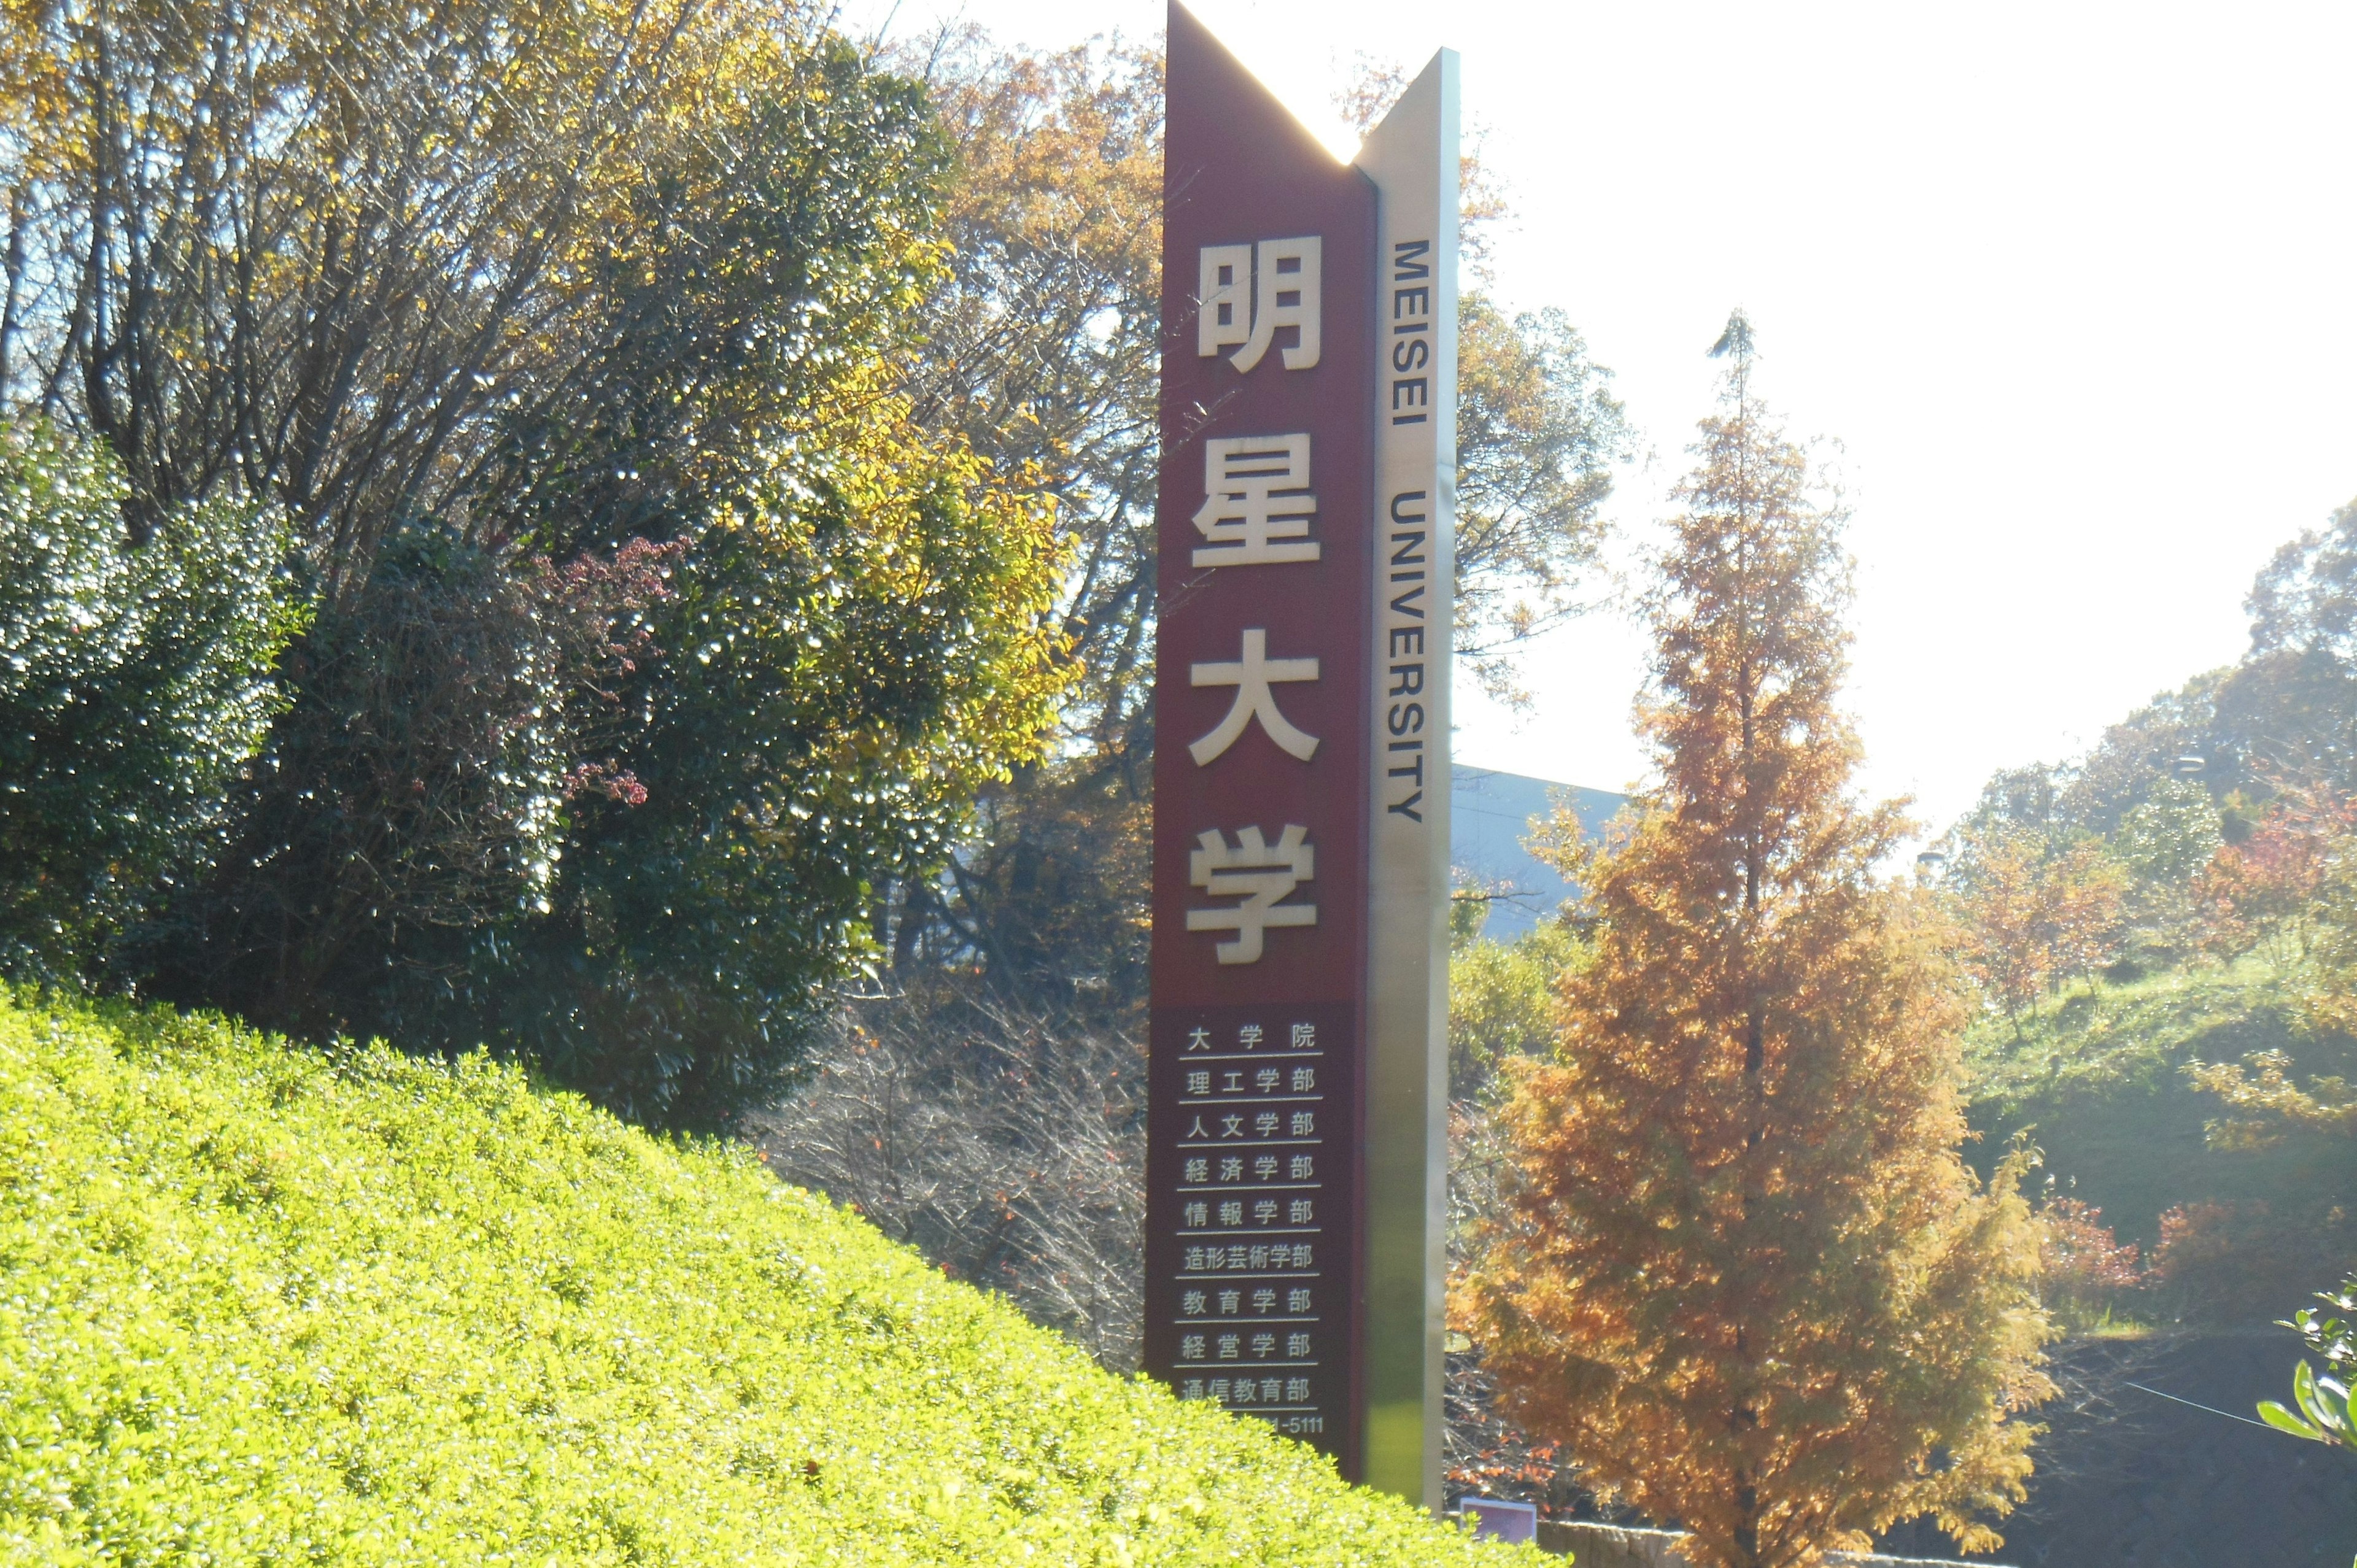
139, 522, 681, 1049
1447, 918, 1582, 1102
2034, 1197, 2148, 1333
0, 992, 1523, 1565
465, 384, 1068, 1129
2150, 1199, 2357, 1326
0, 425, 305, 981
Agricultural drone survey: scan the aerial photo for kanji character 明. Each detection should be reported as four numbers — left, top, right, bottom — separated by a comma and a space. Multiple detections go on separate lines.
1194, 238, 1322, 373
1189, 628, 1318, 764
1187, 825, 1315, 964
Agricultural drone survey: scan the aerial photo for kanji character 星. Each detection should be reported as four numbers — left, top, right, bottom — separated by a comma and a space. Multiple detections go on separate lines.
1191, 436, 1318, 568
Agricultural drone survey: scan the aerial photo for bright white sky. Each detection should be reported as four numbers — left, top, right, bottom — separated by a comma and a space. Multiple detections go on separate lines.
846, 0, 2357, 833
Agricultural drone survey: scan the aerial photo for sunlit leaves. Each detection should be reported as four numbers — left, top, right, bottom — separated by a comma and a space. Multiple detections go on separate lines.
0, 989, 1538, 1566
0, 423, 306, 979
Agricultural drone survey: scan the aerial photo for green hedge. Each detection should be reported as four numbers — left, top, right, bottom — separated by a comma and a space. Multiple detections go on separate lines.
0, 994, 1533, 1566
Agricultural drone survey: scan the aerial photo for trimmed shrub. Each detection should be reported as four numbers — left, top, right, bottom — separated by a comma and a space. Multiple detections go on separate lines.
0, 994, 1526, 1565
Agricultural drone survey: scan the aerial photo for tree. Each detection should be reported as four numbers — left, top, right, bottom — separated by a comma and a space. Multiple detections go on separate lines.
2114, 774, 2224, 954
3, 0, 706, 572
485, 393, 1066, 1125
2043, 841, 2129, 992
2187, 1049, 2357, 1149
1948, 827, 2126, 1025
1452, 299, 1628, 706
0, 423, 306, 979
1948, 828, 2055, 1023
1461, 314, 2052, 1568
1336, 60, 1628, 709
7, 0, 1071, 1126
875, 31, 1167, 1022
2198, 787, 2345, 964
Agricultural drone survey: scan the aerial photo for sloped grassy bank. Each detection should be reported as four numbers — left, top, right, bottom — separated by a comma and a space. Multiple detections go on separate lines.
1964, 960, 2357, 1245
0, 995, 1523, 1566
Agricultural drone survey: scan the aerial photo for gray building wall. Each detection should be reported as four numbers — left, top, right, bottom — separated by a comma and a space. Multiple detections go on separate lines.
1449, 765, 1625, 941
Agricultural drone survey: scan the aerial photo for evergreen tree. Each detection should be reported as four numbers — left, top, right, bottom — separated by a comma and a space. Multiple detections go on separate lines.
1461, 314, 2053, 1568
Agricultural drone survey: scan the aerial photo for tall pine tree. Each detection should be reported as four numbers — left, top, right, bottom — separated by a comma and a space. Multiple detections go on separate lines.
1461, 314, 2052, 1568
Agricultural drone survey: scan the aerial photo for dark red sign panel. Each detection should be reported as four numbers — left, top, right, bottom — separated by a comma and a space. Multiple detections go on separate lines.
1145, 2, 1377, 1478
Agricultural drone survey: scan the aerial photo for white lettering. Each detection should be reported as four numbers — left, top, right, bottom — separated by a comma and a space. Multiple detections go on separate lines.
1189, 628, 1320, 763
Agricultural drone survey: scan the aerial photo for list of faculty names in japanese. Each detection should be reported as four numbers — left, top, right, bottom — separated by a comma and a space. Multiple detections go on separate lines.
1162, 1014, 1333, 1437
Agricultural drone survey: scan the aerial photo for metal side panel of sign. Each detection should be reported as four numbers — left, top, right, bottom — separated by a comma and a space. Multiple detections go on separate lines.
1353, 49, 1459, 1511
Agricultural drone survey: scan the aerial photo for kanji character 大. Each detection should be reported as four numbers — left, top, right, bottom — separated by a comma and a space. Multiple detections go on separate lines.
1189, 628, 1318, 763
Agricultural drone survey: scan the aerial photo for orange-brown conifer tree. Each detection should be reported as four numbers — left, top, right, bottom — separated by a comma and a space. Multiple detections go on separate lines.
1461, 314, 2053, 1568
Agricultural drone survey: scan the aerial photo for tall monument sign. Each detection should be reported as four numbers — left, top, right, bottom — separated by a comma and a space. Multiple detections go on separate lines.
1145, 2, 1458, 1507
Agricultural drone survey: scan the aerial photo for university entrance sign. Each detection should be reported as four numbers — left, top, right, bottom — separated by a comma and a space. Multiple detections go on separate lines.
1145, 3, 1458, 1507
